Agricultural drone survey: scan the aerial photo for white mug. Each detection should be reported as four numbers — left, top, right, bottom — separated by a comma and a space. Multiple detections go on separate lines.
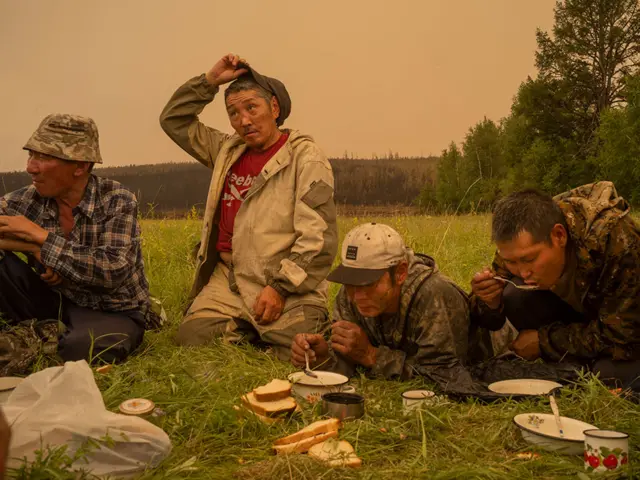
401, 390, 436, 413
584, 429, 629, 473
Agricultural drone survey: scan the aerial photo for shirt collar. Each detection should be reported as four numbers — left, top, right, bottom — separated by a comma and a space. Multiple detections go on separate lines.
74, 175, 97, 218
40, 175, 97, 219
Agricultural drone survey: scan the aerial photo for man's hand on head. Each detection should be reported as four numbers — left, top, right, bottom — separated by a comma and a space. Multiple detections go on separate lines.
330, 320, 377, 368
206, 53, 250, 87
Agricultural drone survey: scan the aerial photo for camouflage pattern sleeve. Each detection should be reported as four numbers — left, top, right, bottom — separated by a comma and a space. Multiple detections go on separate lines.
538, 217, 640, 361
469, 251, 511, 330
325, 288, 357, 378
371, 276, 471, 382
159, 74, 230, 169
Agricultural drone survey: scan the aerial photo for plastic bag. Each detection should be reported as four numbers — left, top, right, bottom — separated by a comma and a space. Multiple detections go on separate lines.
3, 360, 171, 477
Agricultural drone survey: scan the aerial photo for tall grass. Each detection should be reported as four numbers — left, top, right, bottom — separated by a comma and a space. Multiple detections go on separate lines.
15, 215, 640, 479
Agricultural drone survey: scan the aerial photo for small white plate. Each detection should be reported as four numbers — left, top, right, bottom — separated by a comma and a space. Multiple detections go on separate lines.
513, 413, 598, 455
488, 379, 562, 396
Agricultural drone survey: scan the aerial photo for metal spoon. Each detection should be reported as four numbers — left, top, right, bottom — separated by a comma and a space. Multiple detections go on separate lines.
303, 350, 318, 378
301, 326, 334, 378
549, 394, 564, 437
493, 276, 540, 291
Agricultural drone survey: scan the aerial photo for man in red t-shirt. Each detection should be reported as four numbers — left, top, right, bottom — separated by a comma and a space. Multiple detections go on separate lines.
161, 54, 338, 360
217, 132, 289, 253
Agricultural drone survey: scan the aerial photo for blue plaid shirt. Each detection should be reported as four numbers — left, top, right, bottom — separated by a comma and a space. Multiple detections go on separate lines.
0, 175, 160, 329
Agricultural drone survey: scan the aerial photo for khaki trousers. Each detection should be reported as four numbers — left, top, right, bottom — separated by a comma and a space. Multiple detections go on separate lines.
177, 263, 328, 361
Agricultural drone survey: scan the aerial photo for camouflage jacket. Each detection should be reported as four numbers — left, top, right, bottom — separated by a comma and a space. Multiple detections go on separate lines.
327, 253, 477, 387
471, 182, 640, 362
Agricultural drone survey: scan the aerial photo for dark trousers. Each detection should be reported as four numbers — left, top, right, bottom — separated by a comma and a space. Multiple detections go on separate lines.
0, 252, 144, 364
503, 283, 640, 391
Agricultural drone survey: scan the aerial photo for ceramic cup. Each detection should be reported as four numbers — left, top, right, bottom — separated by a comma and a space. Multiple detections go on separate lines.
583, 429, 629, 473
401, 390, 436, 413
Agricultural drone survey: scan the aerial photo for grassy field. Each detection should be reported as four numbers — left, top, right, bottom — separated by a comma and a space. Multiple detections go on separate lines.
30, 215, 640, 479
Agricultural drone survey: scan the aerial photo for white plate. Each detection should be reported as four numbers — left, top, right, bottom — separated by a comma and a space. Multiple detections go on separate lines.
287, 371, 349, 403
513, 413, 598, 455
488, 379, 562, 396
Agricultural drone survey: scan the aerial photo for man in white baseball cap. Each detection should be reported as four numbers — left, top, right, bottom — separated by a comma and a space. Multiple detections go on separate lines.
291, 222, 474, 386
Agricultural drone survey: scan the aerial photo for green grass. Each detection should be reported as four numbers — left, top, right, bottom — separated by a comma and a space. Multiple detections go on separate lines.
19, 215, 640, 479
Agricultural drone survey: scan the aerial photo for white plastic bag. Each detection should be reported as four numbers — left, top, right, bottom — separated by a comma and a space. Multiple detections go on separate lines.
3, 360, 171, 477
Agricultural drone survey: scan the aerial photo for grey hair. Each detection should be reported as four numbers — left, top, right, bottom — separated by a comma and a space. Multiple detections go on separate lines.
224, 77, 273, 104
491, 189, 567, 245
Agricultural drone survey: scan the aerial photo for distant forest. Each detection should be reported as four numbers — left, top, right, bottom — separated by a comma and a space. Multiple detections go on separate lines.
0, 156, 438, 216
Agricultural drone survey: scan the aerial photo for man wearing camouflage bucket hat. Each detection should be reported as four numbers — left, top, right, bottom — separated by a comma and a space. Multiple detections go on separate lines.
0, 114, 163, 375
160, 53, 337, 360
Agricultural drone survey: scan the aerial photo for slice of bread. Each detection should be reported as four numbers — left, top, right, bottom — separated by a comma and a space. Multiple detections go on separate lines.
241, 392, 297, 418
253, 379, 292, 402
233, 404, 281, 424
308, 439, 362, 468
273, 430, 339, 455
273, 418, 341, 446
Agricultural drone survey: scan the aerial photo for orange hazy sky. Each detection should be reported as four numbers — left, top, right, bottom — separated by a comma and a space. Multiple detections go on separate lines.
0, 0, 556, 172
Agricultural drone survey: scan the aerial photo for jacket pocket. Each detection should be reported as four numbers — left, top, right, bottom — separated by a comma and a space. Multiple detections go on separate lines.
301, 179, 333, 209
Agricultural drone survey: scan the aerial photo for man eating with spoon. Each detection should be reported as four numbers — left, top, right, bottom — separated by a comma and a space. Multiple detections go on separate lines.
470, 183, 640, 391
291, 223, 475, 388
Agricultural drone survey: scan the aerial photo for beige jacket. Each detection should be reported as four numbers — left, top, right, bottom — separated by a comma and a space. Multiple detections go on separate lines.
160, 74, 338, 313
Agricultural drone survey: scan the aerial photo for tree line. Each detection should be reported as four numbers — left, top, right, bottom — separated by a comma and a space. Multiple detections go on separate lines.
418, 0, 640, 213
6, 1, 632, 216
1, 156, 437, 216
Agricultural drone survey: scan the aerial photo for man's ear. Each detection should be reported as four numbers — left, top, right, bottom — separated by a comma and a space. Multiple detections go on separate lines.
270, 96, 280, 121
73, 162, 91, 177
550, 223, 568, 248
396, 261, 409, 285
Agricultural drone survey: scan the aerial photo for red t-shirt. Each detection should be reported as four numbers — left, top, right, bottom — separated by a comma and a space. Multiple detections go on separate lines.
216, 132, 289, 252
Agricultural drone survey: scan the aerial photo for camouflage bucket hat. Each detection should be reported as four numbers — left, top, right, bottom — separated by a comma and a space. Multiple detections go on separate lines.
23, 113, 103, 164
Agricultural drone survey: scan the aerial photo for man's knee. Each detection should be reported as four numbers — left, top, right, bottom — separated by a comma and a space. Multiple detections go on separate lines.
176, 316, 229, 346
58, 327, 142, 364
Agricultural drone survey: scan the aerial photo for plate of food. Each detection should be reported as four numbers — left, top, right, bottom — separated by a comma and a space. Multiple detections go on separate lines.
513, 413, 597, 455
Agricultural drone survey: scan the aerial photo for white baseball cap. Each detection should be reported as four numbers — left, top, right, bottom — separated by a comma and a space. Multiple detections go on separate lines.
327, 223, 407, 286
